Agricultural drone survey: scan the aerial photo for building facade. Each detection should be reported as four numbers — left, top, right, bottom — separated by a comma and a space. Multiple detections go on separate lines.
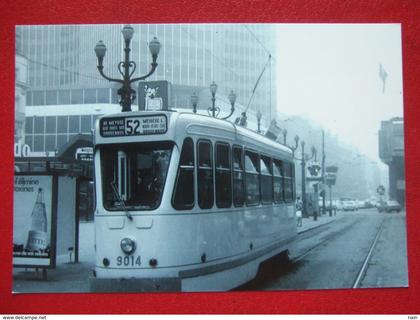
17, 24, 277, 153
15, 29, 29, 144
379, 117, 405, 205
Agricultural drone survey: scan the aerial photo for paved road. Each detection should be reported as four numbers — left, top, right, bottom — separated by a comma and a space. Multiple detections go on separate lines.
12, 209, 408, 293
239, 209, 408, 290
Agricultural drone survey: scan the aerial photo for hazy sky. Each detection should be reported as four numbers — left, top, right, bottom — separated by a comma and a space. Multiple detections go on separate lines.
275, 24, 403, 162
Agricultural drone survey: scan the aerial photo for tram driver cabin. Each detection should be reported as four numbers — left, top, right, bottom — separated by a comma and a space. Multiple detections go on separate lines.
90, 111, 297, 292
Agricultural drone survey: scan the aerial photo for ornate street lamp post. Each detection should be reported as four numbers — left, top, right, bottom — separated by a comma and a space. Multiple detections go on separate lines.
94, 25, 161, 112
207, 81, 236, 120
282, 129, 300, 157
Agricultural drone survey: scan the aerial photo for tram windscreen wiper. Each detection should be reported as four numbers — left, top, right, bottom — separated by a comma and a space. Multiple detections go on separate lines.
110, 182, 133, 221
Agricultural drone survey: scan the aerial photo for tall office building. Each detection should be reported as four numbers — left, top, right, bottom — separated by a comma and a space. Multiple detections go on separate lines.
16, 24, 277, 153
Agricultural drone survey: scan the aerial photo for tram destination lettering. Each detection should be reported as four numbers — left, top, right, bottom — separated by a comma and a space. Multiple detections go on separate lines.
100, 115, 167, 137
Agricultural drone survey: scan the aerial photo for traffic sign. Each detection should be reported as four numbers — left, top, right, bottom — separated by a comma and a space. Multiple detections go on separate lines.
376, 185, 386, 195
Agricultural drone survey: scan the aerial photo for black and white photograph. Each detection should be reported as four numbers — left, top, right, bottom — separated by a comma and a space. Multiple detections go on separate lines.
13, 23, 407, 293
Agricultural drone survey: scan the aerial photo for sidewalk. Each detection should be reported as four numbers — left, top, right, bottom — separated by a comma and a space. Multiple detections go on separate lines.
297, 212, 339, 233
13, 221, 95, 293
13, 213, 340, 293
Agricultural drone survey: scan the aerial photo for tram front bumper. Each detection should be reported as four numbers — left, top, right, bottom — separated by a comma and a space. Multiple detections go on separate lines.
89, 275, 181, 292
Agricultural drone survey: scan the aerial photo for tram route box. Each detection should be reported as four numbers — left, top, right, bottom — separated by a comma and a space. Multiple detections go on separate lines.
138, 80, 172, 111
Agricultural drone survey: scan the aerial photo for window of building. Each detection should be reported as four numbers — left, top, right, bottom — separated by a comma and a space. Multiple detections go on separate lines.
71, 89, 83, 104
84, 89, 96, 104
273, 159, 284, 203
232, 146, 244, 207
69, 116, 80, 133
81, 115, 91, 133
111, 88, 119, 104
245, 150, 260, 206
25, 135, 33, 150
25, 117, 34, 134
58, 90, 71, 104
57, 134, 68, 150
26, 92, 33, 106
45, 116, 56, 134
97, 88, 109, 103
34, 116, 45, 134
215, 142, 232, 208
57, 116, 68, 134
284, 162, 294, 202
260, 155, 273, 204
32, 91, 45, 105
33, 135, 44, 152
172, 138, 195, 210
46, 90, 58, 105
197, 140, 213, 209
45, 135, 56, 151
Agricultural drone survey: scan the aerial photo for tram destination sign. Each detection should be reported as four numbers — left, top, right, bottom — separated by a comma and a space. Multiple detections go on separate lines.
100, 114, 167, 137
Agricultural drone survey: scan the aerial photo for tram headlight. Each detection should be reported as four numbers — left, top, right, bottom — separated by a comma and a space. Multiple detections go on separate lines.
120, 237, 136, 255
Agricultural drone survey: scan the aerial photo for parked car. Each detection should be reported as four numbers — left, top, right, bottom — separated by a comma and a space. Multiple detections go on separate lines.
342, 200, 357, 211
378, 200, 401, 213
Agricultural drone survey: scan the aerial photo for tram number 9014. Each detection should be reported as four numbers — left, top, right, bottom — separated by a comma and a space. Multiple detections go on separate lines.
116, 255, 141, 267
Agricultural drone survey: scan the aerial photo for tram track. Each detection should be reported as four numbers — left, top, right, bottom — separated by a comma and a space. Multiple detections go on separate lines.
238, 213, 385, 290
291, 218, 360, 264
352, 218, 384, 288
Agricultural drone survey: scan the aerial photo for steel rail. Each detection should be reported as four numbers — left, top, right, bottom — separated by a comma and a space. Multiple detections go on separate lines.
352, 218, 384, 288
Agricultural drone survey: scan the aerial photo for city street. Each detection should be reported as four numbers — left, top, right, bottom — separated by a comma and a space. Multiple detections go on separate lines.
239, 208, 408, 290
12, 209, 408, 293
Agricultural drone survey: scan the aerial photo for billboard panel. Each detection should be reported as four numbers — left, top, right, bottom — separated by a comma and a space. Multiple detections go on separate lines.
13, 175, 54, 267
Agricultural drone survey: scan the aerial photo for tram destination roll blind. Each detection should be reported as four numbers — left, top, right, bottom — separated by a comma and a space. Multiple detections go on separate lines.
100, 114, 167, 137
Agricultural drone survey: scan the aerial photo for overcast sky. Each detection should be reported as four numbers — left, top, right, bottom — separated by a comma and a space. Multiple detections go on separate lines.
275, 24, 403, 162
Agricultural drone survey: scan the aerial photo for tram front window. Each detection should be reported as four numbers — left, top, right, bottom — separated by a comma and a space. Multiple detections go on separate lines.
101, 142, 172, 211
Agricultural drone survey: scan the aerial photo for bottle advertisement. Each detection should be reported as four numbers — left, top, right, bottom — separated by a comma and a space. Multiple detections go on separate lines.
13, 175, 53, 267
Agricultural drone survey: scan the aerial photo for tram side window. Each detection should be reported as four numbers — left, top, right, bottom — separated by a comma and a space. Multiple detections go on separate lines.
232, 146, 244, 207
172, 138, 195, 210
284, 162, 294, 202
215, 143, 232, 208
273, 159, 284, 203
245, 151, 260, 206
260, 156, 273, 204
198, 140, 214, 209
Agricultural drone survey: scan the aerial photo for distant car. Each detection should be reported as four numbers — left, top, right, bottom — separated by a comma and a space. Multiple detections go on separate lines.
342, 200, 357, 211
363, 200, 375, 209
378, 200, 401, 213
334, 200, 344, 211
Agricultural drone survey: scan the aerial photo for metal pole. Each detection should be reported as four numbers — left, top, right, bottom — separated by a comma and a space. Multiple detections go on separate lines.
211, 93, 216, 117
301, 143, 307, 217
117, 36, 136, 112
322, 130, 326, 215
329, 185, 333, 216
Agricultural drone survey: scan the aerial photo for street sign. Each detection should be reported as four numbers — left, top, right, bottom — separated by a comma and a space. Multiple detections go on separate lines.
377, 185, 386, 196
265, 120, 281, 141
306, 160, 322, 181
326, 165, 338, 173
325, 172, 337, 186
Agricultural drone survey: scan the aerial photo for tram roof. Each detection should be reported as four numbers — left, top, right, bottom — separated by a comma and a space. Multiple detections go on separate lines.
95, 110, 293, 158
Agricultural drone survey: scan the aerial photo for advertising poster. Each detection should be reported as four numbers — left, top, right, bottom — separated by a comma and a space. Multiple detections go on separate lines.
13, 175, 53, 267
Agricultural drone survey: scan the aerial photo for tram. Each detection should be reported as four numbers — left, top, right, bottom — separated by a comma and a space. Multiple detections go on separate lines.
89, 110, 297, 292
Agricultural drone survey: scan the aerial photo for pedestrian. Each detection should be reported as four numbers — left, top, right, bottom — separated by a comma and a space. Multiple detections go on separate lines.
296, 197, 303, 227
